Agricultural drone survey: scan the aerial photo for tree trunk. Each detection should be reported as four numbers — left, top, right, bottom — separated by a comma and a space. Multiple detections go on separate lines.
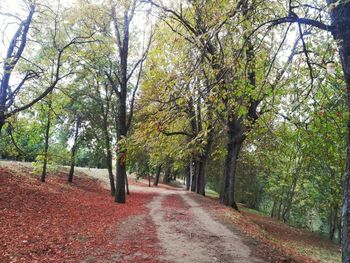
115, 148, 127, 202
329, 206, 338, 241
186, 161, 191, 190
68, 118, 80, 183
113, 6, 131, 204
103, 118, 115, 196
282, 172, 299, 222
154, 165, 161, 186
191, 161, 197, 192
114, 58, 128, 202
0, 119, 5, 141
106, 148, 115, 196
163, 165, 171, 184
271, 201, 277, 218
40, 108, 51, 182
328, 1, 350, 261
196, 159, 206, 196
125, 173, 130, 195
220, 115, 244, 210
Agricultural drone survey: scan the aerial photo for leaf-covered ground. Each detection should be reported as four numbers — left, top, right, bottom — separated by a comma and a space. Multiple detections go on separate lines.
191, 194, 341, 263
0, 163, 341, 263
0, 166, 160, 262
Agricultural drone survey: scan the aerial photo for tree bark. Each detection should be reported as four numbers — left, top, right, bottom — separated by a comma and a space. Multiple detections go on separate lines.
112, 6, 132, 204
163, 165, 171, 184
186, 161, 191, 190
191, 160, 199, 192
327, 1, 350, 260
154, 165, 161, 186
271, 201, 277, 218
102, 116, 115, 196
68, 118, 80, 183
196, 159, 206, 196
125, 173, 130, 195
220, 115, 244, 210
329, 206, 338, 241
40, 108, 51, 182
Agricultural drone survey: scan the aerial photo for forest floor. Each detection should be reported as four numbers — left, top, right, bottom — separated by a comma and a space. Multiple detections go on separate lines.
0, 161, 341, 263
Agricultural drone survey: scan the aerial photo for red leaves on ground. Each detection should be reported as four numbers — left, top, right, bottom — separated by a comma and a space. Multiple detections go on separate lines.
162, 194, 191, 223
0, 167, 157, 262
115, 215, 165, 263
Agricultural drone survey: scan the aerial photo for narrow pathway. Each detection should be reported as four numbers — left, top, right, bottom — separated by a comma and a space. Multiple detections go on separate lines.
147, 189, 263, 263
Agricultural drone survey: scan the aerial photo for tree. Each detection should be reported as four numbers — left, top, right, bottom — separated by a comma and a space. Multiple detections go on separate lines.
108, 0, 151, 203
0, 1, 95, 141
259, 0, 350, 260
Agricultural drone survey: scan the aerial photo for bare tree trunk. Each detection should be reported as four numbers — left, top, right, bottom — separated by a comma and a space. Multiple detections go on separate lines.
192, 160, 199, 192
329, 206, 338, 241
271, 201, 277, 218
220, 114, 244, 210
41, 108, 51, 182
154, 165, 161, 186
68, 118, 80, 183
163, 165, 171, 184
103, 119, 115, 196
196, 159, 207, 196
106, 147, 115, 196
186, 161, 191, 190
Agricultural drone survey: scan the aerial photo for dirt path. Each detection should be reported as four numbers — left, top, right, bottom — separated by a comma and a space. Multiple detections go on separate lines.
147, 189, 263, 263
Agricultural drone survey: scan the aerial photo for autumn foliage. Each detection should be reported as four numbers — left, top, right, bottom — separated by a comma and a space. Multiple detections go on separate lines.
0, 167, 159, 262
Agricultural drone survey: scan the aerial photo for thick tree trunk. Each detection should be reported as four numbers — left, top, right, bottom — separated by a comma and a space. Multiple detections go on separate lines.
186, 162, 191, 190
163, 165, 171, 184
68, 153, 76, 183
191, 161, 197, 192
40, 109, 51, 182
113, 6, 131, 204
196, 159, 206, 196
220, 115, 244, 210
154, 165, 161, 186
220, 141, 242, 210
328, 1, 350, 261
68, 118, 80, 183
115, 148, 127, 202
192, 161, 199, 192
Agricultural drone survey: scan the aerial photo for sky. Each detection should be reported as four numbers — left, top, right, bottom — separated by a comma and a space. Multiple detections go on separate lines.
0, 0, 153, 59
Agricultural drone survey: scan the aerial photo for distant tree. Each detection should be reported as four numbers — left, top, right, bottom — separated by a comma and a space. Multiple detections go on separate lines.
0, 2, 95, 140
